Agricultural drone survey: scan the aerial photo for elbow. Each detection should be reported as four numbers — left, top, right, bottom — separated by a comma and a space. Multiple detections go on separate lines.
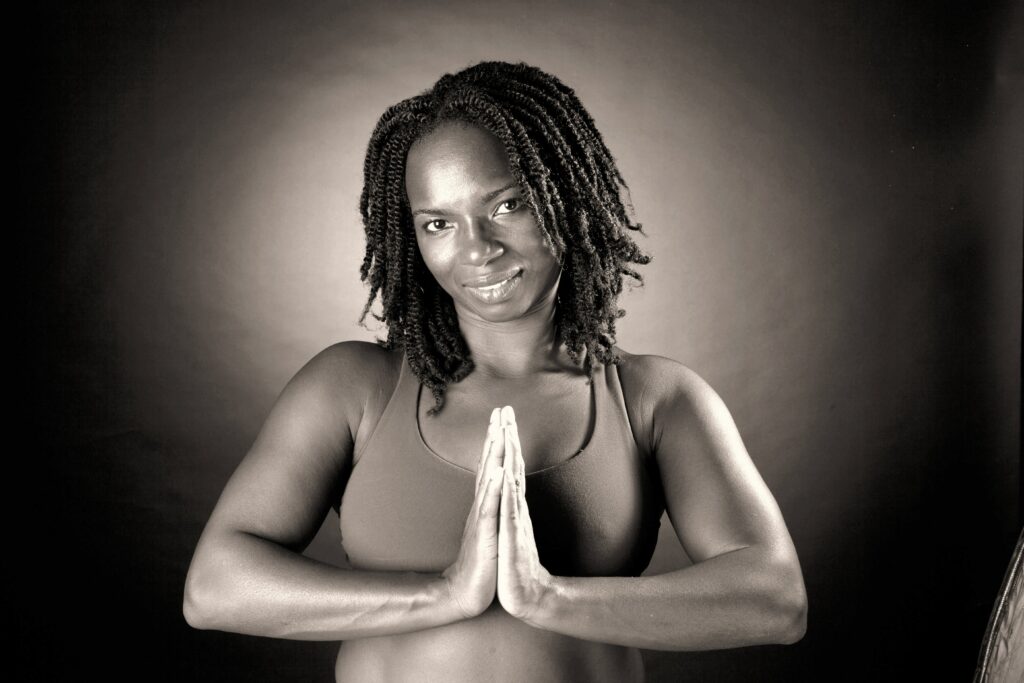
746, 548, 807, 646
771, 567, 808, 645
776, 590, 807, 644
183, 554, 233, 632
183, 565, 214, 630
183, 590, 205, 630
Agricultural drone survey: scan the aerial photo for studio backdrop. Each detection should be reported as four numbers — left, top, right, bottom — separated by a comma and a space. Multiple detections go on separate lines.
20, 1, 1021, 680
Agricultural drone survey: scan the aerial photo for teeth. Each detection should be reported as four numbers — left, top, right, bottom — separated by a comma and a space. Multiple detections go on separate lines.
477, 277, 512, 291
473, 273, 517, 290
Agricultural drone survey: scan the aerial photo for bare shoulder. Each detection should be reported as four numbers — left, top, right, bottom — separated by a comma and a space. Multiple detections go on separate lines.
197, 340, 401, 550
303, 340, 403, 456
614, 348, 711, 399
613, 348, 724, 455
300, 340, 402, 409
303, 339, 401, 382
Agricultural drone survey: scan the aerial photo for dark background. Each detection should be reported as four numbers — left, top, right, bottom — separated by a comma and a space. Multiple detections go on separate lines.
18, 1, 1022, 681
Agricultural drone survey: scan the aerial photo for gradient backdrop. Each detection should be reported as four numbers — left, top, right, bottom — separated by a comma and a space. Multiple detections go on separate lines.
20, 1, 1022, 680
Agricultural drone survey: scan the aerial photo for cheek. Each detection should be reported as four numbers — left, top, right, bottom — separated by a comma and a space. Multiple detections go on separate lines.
521, 217, 562, 268
414, 236, 456, 290
538, 229, 557, 257
525, 237, 561, 276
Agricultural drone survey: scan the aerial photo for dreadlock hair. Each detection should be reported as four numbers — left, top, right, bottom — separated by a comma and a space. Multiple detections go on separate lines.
358, 60, 651, 416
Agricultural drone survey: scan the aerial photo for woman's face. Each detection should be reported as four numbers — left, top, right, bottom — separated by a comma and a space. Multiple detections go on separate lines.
405, 121, 561, 324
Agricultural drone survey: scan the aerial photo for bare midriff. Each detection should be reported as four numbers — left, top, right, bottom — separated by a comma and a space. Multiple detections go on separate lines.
334, 601, 644, 682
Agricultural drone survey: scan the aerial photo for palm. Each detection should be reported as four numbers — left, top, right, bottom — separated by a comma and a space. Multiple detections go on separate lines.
442, 409, 504, 618
496, 407, 552, 621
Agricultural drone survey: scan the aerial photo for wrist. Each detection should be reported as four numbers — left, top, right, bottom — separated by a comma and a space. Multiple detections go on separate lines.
438, 570, 490, 620
436, 570, 466, 620
520, 573, 562, 628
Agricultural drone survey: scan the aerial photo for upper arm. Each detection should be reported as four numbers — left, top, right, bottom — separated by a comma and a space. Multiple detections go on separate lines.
635, 356, 798, 564
196, 341, 384, 554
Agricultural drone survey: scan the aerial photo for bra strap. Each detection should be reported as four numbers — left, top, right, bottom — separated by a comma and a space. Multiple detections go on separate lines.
352, 350, 408, 465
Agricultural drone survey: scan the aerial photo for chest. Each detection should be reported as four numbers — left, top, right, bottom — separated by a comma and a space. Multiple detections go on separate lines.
339, 357, 665, 577
416, 373, 593, 473
340, 417, 664, 577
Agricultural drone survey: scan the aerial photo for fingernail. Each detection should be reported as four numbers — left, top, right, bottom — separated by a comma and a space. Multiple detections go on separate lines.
501, 405, 515, 425
490, 407, 500, 424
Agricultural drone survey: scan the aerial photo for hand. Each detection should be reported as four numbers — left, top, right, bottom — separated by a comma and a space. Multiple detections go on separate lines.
442, 408, 505, 618
497, 406, 553, 623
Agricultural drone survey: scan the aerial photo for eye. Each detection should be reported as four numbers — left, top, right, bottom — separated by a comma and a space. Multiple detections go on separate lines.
493, 198, 521, 217
423, 218, 451, 233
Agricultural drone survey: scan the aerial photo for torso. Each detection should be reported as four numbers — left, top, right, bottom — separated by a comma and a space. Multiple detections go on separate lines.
334, 604, 645, 682
335, 346, 662, 682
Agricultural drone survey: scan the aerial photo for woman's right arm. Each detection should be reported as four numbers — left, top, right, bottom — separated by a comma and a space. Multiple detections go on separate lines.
182, 341, 503, 640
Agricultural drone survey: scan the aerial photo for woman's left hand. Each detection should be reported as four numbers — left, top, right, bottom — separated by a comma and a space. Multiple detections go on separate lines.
496, 406, 554, 623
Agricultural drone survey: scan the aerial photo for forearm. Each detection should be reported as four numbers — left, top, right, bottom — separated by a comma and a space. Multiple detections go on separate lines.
527, 546, 807, 651
183, 530, 464, 640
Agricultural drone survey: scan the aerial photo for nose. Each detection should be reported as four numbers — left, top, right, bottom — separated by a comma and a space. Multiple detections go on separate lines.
460, 217, 504, 266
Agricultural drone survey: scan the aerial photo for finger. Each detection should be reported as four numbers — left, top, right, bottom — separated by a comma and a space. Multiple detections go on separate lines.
471, 432, 503, 530
499, 407, 521, 560
501, 453, 525, 545
504, 428, 517, 507
509, 417, 525, 495
477, 464, 504, 522
471, 444, 494, 525
479, 408, 503, 484
475, 409, 501, 490
503, 420, 536, 549
480, 452, 498, 501
501, 406, 516, 479
499, 460, 515, 558
501, 405, 515, 425
501, 409, 525, 499
474, 433, 506, 524
490, 425, 506, 477
519, 482, 538, 548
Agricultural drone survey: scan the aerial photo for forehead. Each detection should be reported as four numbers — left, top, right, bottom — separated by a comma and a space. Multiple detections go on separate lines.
404, 122, 514, 206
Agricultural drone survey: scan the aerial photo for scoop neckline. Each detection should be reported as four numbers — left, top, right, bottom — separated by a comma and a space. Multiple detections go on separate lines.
413, 365, 600, 478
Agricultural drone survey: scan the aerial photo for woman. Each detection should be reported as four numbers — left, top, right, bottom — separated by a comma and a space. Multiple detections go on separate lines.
183, 60, 807, 682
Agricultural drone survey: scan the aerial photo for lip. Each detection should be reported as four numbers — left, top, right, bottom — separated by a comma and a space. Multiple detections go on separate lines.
463, 270, 523, 304
463, 268, 522, 288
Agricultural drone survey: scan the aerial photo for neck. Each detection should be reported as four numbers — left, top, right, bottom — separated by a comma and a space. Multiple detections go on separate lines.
455, 294, 574, 379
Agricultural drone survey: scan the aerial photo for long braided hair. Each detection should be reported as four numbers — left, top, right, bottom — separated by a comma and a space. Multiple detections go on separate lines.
358, 61, 650, 415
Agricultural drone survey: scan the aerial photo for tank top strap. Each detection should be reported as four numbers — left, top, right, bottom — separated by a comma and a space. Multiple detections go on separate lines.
352, 350, 414, 465
601, 360, 655, 468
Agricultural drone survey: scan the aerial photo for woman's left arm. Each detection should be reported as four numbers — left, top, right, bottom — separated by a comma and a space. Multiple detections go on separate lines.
497, 359, 808, 651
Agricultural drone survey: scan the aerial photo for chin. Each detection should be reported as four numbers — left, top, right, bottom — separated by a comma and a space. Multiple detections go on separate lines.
449, 294, 524, 323
466, 302, 526, 323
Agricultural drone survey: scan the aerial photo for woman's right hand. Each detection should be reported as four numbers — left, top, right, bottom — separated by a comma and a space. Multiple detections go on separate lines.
442, 407, 505, 618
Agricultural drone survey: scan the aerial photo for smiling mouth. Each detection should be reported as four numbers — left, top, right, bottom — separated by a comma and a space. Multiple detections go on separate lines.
465, 271, 523, 303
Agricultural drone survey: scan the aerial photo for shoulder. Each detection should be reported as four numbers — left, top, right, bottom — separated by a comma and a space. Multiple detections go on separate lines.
302, 340, 402, 388
613, 348, 726, 456
195, 341, 403, 549
614, 348, 713, 401
287, 340, 403, 432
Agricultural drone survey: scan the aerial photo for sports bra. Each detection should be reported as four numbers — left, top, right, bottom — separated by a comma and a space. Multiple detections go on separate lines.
338, 353, 665, 577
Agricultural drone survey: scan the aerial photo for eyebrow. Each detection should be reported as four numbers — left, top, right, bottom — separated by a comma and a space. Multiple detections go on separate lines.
411, 182, 519, 217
